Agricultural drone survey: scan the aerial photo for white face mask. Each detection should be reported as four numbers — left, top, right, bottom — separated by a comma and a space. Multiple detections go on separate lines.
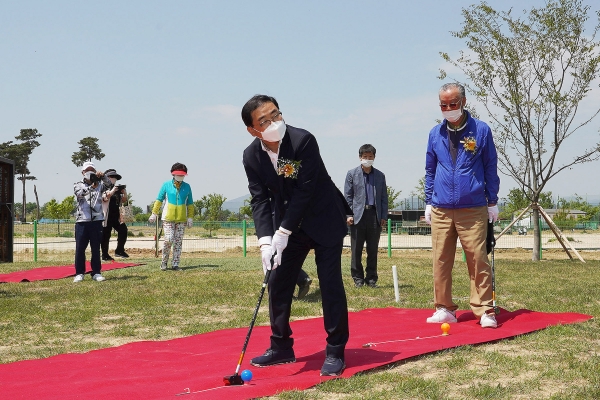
360, 159, 374, 167
260, 120, 286, 143
173, 175, 185, 182
109, 178, 117, 185
442, 108, 463, 123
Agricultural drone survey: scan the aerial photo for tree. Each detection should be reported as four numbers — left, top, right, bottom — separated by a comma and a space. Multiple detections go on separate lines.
44, 196, 75, 235
386, 186, 401, 210
196, 193, 227, 236
239, 197, 253, 219
440, 0, 600, 260
410, 176, 426, 203
71, 137, 105, 167
0, 129, 42, 222
555, 194, 600, 222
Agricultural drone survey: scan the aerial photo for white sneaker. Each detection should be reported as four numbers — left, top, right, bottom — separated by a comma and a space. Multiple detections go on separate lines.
92, 274, 106, 282
480, 313, 498, 328
73, 274, 84, 283
426, 307, 457, 323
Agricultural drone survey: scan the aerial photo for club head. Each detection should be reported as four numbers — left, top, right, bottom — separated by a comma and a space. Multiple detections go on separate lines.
223, 374, 244, 386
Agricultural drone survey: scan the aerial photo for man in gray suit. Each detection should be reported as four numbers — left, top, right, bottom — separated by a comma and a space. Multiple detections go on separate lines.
344, 144, 388, 287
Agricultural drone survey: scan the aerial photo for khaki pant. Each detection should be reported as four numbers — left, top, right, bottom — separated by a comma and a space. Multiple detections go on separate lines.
431, 206, 492, 318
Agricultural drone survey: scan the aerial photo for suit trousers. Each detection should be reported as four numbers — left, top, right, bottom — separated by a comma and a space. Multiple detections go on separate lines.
350, 208, 381, 284
101, 215, 128, 256
431, 206, 492, 318
74, 220, 103, 275
268, 229, 349, 358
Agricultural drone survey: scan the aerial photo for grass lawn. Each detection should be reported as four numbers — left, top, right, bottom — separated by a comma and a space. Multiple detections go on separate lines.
1, 249, 599, 399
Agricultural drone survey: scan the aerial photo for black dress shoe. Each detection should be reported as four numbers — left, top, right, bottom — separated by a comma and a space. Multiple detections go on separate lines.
320, 356, 345, 376
354, 280, 364, 288
102, 255, 114, 262
367, 281, 378, 288
250, 348, 296, 367
297, 278, 312, 299
114, 250, 129, 258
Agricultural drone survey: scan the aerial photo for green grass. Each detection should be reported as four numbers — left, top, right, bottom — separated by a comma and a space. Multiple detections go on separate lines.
1, 250, 599, 399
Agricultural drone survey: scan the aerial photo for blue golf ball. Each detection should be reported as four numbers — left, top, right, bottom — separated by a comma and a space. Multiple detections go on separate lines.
241, 369, 253, 382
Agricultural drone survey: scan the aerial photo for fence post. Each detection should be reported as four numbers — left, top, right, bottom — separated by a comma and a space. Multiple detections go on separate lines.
387, 218, 391, 258
243, 219, 247, 257
33, 219, 38, 262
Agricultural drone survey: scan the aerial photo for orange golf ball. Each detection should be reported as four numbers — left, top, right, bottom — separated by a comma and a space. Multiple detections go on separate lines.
441, 322, 450, 335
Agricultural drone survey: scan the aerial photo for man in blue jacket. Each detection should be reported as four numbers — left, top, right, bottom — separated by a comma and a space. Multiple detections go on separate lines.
424, 83, 500, 329
344, 144, 388, 288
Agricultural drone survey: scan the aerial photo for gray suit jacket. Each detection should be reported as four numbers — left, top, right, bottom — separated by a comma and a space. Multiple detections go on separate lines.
344, 165, 388, 224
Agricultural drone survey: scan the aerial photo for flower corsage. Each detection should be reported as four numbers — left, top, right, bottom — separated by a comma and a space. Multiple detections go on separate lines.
460, 136, 477, 154
277, 159, 301, 179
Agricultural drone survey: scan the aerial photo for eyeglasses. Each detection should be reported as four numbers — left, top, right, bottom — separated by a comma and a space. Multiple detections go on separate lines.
439, 101, 462, 110
258, 111, 283, 128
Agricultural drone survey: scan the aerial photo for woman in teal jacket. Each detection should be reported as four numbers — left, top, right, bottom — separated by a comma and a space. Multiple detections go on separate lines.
148, 163, 195, 271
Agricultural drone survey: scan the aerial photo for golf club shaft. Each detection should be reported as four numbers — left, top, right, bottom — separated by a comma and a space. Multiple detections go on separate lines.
491, 245, 497, 310
233, 258, 273, 375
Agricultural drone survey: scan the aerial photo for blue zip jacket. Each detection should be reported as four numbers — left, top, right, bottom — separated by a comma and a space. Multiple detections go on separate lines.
425, 111, 499, 208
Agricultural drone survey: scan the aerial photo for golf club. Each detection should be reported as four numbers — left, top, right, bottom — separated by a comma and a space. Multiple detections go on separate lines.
223, 254, 274, 386
488, 221, 500, 315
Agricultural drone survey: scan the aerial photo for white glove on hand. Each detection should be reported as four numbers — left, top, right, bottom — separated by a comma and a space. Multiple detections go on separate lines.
186, 218, 193, 228
424, 205, 432, 225
271, 230, 289, 267
488, 205, 499, 223
148, 214, 157, 223
261, 245, 274, 275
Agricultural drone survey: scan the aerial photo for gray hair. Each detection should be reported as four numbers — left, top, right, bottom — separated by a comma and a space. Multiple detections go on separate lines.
439, 82, 466, 98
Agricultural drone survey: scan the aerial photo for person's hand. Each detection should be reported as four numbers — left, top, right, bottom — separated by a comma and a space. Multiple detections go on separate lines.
261, 244, 274, 274
95, 171, 104, 178
148, 214, 157, 223
347, 216, 354, 226
186, 218, 193, 228
271, 230, 289, 267
488, 205, 499, 223
424, 205, 432, 225
380, 219, 386, 227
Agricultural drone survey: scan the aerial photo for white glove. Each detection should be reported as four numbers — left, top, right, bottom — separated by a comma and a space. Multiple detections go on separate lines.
261, 245, 274, 274
148, 214, 157, 223
488, 205, 499, 223
424, 205, 432, 225
186, 218, 193, 228
271, 230, 289, 267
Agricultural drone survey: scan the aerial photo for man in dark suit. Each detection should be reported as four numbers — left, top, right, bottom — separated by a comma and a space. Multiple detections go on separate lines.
241, 94, 350, 376
344, 144, 388, 288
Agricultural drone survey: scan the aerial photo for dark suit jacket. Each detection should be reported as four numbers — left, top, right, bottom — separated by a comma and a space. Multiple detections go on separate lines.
243, 125, 351, 247
344, 165, 388, 224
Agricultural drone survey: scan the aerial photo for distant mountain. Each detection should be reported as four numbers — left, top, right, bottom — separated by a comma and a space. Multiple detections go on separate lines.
222, 194, 251, 212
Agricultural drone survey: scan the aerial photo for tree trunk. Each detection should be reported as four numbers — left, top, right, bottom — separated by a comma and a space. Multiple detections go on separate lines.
21, 178, 26, 222
532, 208, 541, 261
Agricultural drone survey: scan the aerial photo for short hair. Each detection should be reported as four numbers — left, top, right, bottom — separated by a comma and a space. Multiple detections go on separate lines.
359, 144, 376, 157
439, 82, 466, 99
170, 162, 187, 173
241, 95, 279, 127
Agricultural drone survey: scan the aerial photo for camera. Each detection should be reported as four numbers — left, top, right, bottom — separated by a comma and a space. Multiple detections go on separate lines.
115, 184, 126, 190
83, 171, 100, 185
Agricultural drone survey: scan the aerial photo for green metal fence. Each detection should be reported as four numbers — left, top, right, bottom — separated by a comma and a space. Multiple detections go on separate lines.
10, 219, 600, 262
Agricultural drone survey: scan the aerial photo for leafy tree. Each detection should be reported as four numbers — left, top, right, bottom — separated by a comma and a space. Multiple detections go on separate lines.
555, 194, 600, 222
410, 176, 426, 203
239, 197, 253, 219
196, 193, 227, 236
440, 0, 600, 260
0, 129, 42, 222
71, 137, 105, 167
500, 188, 554, 220
386, 186, 401, 210
44, 196, 75, 234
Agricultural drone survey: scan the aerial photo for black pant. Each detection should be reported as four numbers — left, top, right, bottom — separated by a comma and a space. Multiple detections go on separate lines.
101, 215, 128, 256
75, 221, 103, 275
268, 229, 349, 358
350, 208, 381, 284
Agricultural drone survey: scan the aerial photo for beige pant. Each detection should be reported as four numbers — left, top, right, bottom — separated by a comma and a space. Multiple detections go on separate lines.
431, 206, 492, 318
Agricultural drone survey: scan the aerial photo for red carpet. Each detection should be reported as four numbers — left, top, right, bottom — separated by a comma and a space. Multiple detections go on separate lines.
0, 261, 142, 282
0, 308, 591, 399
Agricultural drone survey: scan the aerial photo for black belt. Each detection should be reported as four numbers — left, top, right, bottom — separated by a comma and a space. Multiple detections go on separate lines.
364, 205, 375, 209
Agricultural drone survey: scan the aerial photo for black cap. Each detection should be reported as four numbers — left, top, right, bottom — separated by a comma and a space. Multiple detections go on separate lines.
104, 169, 122, 180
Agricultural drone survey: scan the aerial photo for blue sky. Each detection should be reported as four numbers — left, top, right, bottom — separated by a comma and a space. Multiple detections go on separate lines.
2, 0, 600, 209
